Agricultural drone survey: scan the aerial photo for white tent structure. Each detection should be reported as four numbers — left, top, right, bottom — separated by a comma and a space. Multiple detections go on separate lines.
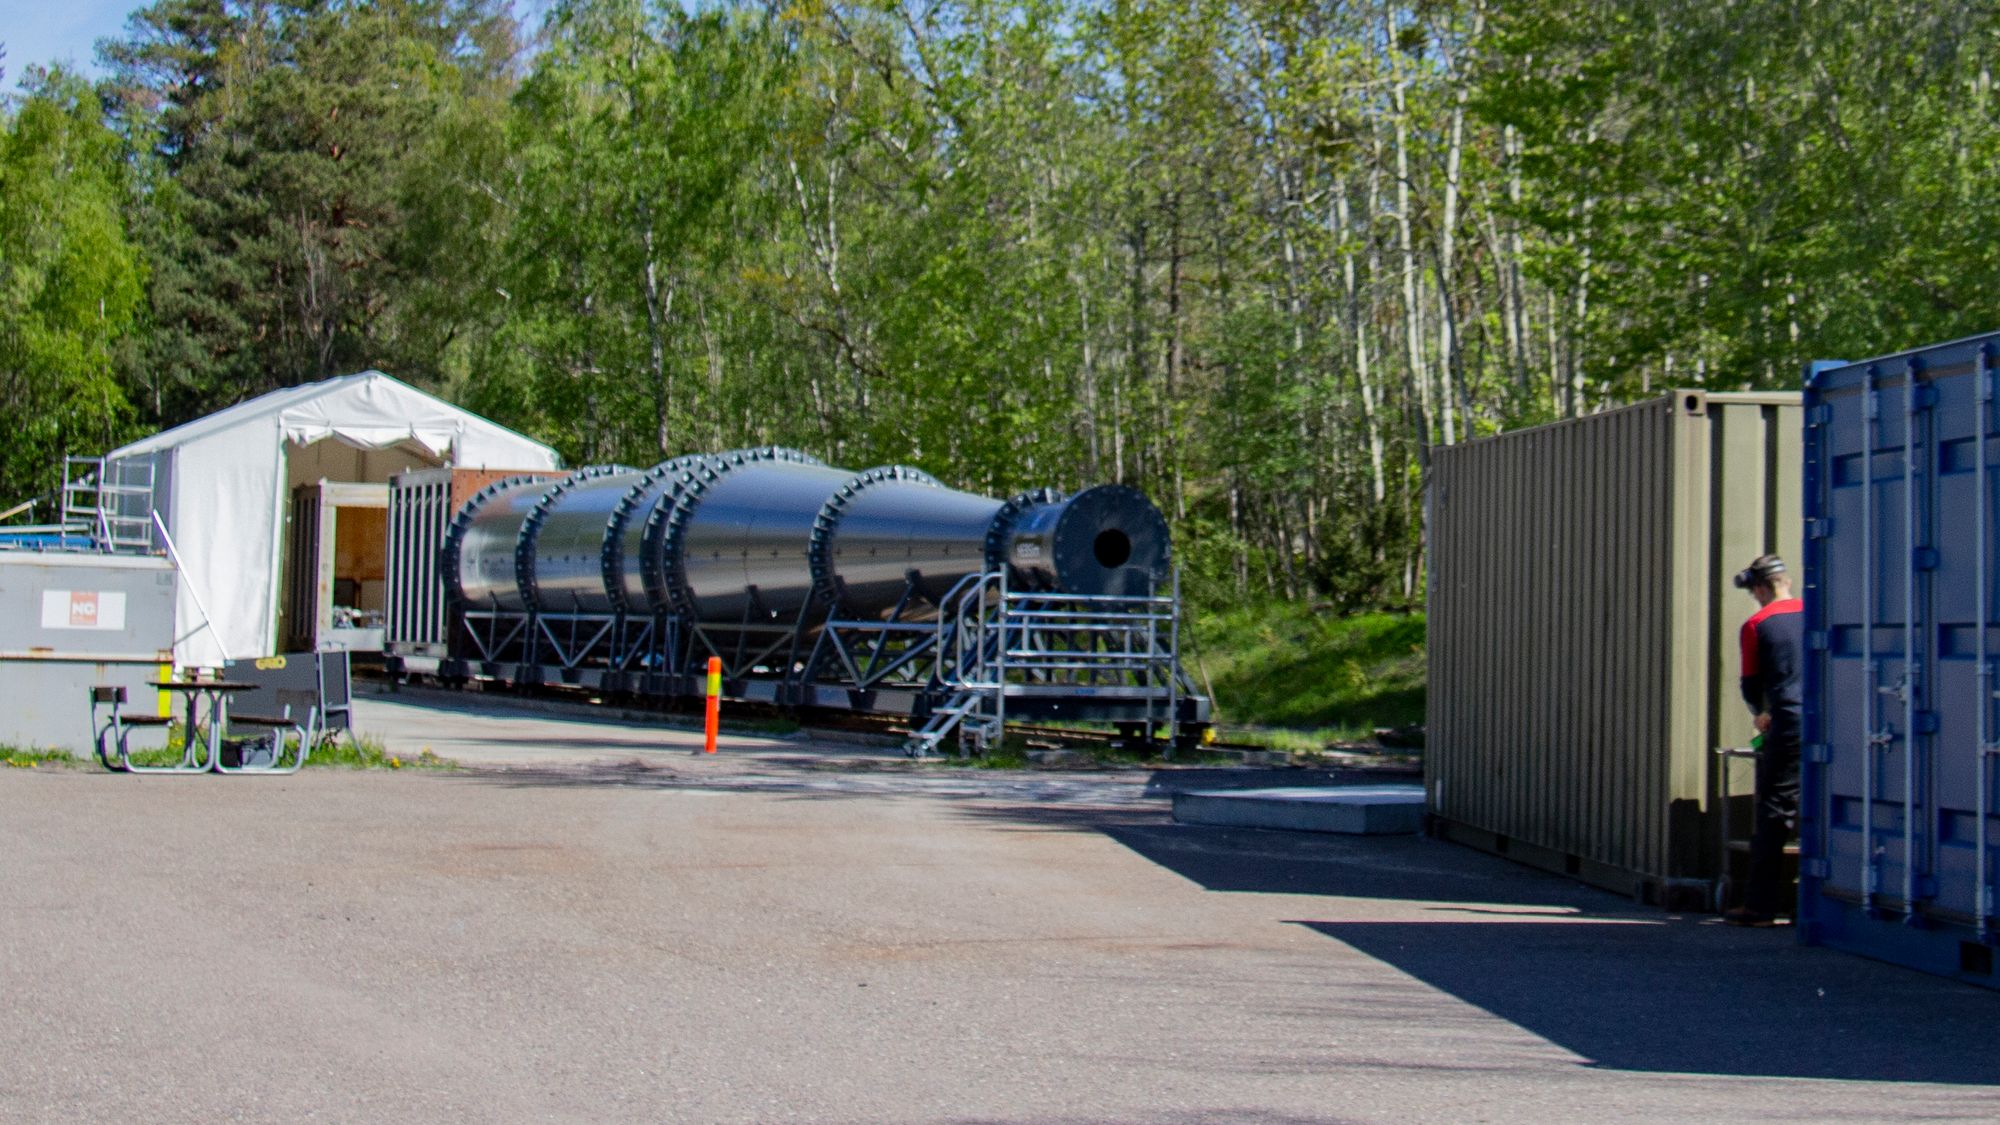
106, 371, 561, 667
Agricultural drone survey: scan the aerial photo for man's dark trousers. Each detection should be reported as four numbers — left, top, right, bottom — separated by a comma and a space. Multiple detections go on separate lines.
1745, 734, 1801, 917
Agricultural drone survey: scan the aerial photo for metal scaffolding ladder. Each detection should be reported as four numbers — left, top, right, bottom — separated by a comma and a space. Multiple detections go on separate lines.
62, 456, 157, 552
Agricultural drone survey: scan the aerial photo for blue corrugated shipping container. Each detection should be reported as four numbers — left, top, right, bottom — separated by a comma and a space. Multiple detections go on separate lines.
1803, 331, 2000, 987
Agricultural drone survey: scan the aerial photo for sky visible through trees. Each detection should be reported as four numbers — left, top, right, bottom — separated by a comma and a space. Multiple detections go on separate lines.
1, 0, 1995, 609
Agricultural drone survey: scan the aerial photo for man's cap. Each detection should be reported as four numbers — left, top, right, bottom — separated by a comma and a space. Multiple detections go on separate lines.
1733, 554, 1787, 590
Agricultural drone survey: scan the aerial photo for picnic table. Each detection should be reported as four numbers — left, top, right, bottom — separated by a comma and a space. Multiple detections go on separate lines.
90, 678, 313, 775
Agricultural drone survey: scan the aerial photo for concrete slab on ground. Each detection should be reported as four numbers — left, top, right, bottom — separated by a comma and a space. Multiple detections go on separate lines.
1174, 783, 1425, 834
1141, 765, 1421, 796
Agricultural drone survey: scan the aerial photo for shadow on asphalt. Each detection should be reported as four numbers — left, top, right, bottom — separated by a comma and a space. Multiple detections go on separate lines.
364, 688, 685, 725
433, 749, 2000, 1086
1298, 918, 2000, 1085
956, 808, 2000, 1086
441, 760, 1155, 803
1095, 821, 1588, 905
439, 760, 889, 795
441, 735, 724, 753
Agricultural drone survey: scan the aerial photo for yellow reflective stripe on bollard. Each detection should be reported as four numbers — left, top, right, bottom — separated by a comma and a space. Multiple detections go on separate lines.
703, 656, 722, 754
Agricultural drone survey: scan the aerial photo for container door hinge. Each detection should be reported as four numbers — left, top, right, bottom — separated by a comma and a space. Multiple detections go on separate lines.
1913, 546, 1939, 571
1804, 858, 1831, 879
1911, 383, 1938, 411
1806, 743, 1832, 763
1809, 630, 1831, 651
1807, 518, 1833, 539
1916, 710, 1940, 734
1808, 403, 1834, 426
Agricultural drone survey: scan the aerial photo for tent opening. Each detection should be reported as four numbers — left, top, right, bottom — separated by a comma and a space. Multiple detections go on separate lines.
281, 436, 444, 652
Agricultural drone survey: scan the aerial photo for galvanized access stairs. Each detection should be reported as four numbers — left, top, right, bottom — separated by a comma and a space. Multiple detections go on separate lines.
902, 569, 1188, 758
904, 686, 1002, 758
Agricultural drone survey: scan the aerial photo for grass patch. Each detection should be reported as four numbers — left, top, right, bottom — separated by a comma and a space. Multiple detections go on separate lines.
3, 730, 454, 772
108, 729, 455, 771
2, 746, 80, 769
1188, 602, 1425, 733
306, 733, 455, 770
1224, 726, 1368, 754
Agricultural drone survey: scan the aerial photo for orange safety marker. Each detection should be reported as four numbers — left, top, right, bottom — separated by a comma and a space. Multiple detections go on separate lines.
703, 656, 722, 754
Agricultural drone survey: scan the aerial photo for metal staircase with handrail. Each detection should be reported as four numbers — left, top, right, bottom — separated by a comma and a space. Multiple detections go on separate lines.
904, 569, 1189, 758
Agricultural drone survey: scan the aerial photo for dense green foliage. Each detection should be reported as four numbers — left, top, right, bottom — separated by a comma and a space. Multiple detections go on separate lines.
0, 71, 144, 504
1, 0, 1994, 608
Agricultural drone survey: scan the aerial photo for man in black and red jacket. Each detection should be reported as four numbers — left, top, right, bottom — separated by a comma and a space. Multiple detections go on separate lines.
1729, 554, 1804, 926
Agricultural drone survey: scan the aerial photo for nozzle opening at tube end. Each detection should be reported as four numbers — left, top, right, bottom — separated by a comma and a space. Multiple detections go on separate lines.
1007, 484, 1170, 596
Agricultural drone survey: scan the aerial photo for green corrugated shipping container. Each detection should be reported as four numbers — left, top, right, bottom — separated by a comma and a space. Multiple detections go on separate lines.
1425, 390, 1801, 905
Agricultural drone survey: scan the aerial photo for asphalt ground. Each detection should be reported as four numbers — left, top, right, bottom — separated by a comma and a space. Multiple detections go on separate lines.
2, 696, 1997, 1122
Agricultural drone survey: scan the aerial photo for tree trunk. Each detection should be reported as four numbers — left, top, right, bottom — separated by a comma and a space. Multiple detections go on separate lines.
1164, 191, 1186, 520
1124, 195, 1147, 489
1504, 124, 1530, 392
1079, 281, 1101, 478
1388, 46, 1433, 450
642, 217, 675, 456
1434, 32, 1469, 445
1571, 197, 1594, 416
696, 289, 722, 451
1336, 173, 1387, 505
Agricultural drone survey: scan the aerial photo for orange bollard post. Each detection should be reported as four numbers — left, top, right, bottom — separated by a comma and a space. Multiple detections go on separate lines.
703, 656, 722, 754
